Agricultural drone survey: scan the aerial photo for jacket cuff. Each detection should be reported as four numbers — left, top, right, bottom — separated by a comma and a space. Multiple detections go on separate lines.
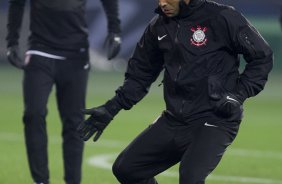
235, 85, 248, 103
104, 97, 123, 116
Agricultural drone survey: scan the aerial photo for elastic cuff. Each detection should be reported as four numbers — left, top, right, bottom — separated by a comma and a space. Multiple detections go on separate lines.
236, 88, 248, 103
7, 42, 18, 48
105, 98, 123, 116
236, 81, 249, 103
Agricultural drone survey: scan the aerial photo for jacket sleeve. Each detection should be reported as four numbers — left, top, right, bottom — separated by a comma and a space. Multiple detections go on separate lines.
110, 19, 164, 110
100, 0, 121, 33
220, 8, 273, 101
6, 0, 26, 47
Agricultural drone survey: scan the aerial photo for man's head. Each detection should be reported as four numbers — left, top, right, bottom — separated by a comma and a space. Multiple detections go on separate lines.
158, 0, 190, 17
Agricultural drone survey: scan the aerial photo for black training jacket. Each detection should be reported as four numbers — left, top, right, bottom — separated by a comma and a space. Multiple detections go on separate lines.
112, 0, 273, 122
6, 0, 120, 60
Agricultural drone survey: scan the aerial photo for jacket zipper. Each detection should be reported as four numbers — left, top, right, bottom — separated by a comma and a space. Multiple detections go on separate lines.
174, 22, 181, 83
174, 22, 186, 115
180, 99, 185, 114
243, 33, 257, 56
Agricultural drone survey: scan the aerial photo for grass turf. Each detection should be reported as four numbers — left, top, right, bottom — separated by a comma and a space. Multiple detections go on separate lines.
0, 66, 281, 184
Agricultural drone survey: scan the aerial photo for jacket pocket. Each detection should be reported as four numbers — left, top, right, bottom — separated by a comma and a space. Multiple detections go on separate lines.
208, 75, 225, 100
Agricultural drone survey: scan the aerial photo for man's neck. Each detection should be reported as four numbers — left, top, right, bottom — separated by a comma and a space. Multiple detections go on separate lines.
183, 0, 191, 5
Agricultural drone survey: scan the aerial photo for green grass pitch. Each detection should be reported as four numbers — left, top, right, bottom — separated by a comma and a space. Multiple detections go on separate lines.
0, 66, 281, 184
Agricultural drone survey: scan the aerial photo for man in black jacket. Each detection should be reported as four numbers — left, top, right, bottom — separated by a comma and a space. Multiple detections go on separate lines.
6, 0, 121, 184
78, 0, 273, 183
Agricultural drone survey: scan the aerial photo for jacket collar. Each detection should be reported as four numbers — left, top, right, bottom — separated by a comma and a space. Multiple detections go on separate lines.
155, 0, 205, 18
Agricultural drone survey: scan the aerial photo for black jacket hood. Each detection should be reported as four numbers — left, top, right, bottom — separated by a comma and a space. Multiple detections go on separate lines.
155, 0, 205, 18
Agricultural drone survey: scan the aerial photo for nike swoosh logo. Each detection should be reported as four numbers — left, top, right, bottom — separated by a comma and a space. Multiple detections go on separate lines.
204, 122, 218, 128
226, 96, 239, 103
158, 34, 167, 41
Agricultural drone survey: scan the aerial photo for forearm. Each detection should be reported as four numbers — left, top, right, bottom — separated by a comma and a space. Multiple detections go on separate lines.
220, 9, 273, 100
107, 21, 163, 110
6, 0, 26, 47
100, 0, 121, 33
112, 77, 153, 110
239, 49, 273, 99
237, 22, 274, 99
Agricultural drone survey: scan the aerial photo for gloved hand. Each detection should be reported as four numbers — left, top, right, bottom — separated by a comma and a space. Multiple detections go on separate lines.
7, 45, 24, 69
212, 92, 243, 118
77, 100, 122, 141
77, 105, 113, 141
104, 32, 121, 60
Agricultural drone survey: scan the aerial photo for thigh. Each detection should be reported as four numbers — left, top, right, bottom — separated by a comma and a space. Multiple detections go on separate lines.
55, 59, 89, 118
114, 115, 181, 179
179, 121, 240, 183
23, 55, 54, 113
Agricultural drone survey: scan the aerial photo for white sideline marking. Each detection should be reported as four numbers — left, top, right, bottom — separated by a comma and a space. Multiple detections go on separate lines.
88, 153, 282, 184
1, 132, 282, 160
0, 132, 124, 148
227, 148, 282, 160
2, 132, 282, 183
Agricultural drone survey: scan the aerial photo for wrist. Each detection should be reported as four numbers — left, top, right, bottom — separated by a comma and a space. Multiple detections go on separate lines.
7, 41, 19, 48
108, 22, 121, 35
234, 90, 247, 104
7, 44, 18, 49
104, 98, 122, 116
235, 81, 249, 103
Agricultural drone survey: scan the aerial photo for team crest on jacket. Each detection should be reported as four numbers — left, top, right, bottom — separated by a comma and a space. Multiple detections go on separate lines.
190, 25, 208, 47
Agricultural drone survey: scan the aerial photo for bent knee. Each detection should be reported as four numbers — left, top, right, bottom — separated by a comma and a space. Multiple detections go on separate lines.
112, 157, 142, 183
112, 158, 131, 179
180, 167, 206, 184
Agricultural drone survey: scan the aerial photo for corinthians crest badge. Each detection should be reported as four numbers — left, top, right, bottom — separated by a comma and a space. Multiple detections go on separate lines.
190, 25, 208, 47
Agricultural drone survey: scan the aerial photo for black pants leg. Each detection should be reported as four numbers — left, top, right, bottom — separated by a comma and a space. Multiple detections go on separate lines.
23, 56, 55, 184
112, 114, 239, 184
55, 59, 89, 184
112, 115, 181, 184
178, 121, 239, 184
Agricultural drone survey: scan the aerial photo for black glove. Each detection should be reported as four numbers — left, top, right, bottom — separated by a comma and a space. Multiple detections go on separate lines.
77, 100, 122, 142
212, 92, 244, 118
7, 45, 24, 69
104, 32, 121, 60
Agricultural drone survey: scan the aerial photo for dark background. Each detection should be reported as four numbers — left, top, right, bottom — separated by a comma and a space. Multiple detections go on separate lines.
0, 0, 281, 70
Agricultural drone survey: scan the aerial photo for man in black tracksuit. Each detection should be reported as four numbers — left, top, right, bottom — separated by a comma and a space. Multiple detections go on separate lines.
6, 0, 121, 184
78, 0, 273, 183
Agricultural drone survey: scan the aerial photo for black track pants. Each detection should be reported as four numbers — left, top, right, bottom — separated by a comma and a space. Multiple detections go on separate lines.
23, 55, 89, 184
112, 113, 239, 184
